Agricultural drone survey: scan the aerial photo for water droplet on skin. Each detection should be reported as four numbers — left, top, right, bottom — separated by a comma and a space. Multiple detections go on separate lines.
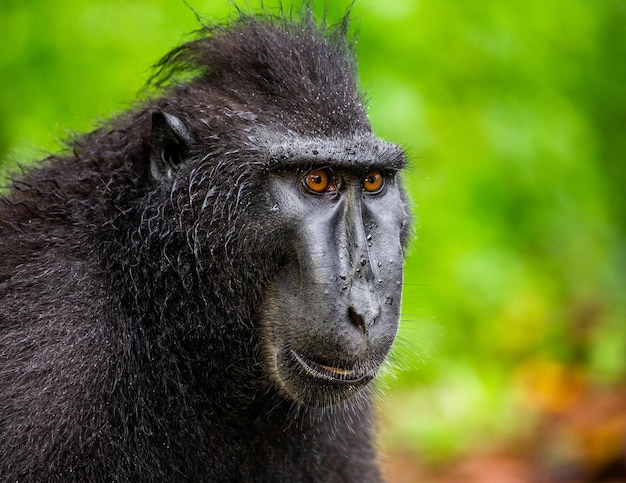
366, 234, 372, 241
360, 258, 367, 266
377, 262, 382, 267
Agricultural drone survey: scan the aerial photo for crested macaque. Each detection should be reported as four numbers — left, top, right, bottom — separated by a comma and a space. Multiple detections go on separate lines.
0, 7, 410, 482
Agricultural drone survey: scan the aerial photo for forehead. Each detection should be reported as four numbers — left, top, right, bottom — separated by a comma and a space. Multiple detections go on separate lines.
257, 133, 406, 173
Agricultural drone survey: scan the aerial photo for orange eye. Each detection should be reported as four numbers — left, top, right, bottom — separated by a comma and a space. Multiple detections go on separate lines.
304, 169, 331, 193
363, 171, 384, 193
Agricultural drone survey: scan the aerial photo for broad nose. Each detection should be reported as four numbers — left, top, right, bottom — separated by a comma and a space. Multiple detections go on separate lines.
345, 281, 382, 334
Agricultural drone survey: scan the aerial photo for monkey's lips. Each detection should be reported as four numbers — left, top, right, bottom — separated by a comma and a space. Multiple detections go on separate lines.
290, 350, 373, 385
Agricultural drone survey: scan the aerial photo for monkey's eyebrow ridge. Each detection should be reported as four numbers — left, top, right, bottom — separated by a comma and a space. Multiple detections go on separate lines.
261, 135, 406, 172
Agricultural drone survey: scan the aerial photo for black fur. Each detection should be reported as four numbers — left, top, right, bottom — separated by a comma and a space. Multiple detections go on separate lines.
0, 7, 407, 482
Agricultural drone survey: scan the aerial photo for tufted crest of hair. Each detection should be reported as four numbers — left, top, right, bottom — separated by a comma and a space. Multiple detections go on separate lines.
150, 7, 370, 136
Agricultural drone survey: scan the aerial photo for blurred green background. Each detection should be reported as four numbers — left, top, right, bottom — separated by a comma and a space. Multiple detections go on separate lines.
1, 0, 625, 477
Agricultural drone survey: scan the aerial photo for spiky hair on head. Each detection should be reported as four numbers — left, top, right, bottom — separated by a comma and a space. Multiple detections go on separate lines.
148, 4, 371, 137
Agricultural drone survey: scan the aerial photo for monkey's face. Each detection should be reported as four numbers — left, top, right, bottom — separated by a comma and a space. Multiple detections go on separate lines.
148, 111, 408, 408
259, 143, 408, 408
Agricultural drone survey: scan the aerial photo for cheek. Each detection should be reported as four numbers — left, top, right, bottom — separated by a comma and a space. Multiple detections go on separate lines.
257, 266, 323, 352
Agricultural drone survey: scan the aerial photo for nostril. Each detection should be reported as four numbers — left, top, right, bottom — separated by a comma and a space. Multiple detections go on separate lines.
347, 306, 366, 331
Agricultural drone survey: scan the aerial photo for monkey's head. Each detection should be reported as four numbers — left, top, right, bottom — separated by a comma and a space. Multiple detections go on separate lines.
137, 11, 410, 409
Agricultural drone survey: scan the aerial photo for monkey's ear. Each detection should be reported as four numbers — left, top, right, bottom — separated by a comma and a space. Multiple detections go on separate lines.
149, 111, 194, 180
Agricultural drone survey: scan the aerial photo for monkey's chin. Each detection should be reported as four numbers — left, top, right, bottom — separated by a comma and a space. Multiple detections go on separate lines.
272, 349, 377, 408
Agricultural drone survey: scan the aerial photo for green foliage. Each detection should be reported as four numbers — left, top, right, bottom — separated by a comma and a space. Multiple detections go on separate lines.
1, 0, 624, 463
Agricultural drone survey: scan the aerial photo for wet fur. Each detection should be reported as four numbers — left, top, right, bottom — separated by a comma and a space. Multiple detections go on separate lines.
0, 7, 395, 482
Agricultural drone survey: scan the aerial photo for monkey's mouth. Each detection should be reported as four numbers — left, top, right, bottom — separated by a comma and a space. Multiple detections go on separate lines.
290, 350, 373, 385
